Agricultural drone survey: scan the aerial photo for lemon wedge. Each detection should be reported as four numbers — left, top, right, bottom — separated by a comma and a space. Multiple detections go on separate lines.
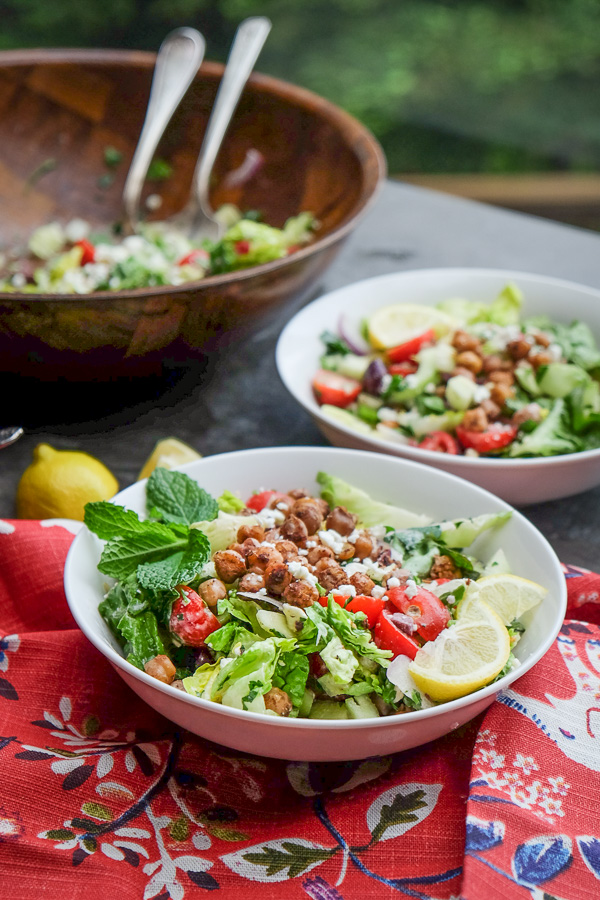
408, 601, 511, 702
456, 573, 547, 627
137, 437, 202, 480
16, 443, 118, 521
367, 303, 456, 350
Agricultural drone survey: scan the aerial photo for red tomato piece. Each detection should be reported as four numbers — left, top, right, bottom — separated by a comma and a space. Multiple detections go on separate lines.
418, 431, 460, 454
318, 592, 385, 628
235, 240, 251, 255
245, 490, 290, 512
312, 369, 362, 408
387, 584, 450, 642
178, 249, 209, 266
386, 329, 435, 363
456, 423, 518, 454
388, 361, 418, 377
373, 610, 421, 660
75, 239, 95, 265
169, 586, 221, 647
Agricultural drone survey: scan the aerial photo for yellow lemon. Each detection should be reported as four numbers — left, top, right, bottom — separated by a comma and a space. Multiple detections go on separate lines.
137, 437, 201, 480
367, 303, 456, 350
16, 443, 118, 521
456, 573, 547, 627
408, 601, 511, 702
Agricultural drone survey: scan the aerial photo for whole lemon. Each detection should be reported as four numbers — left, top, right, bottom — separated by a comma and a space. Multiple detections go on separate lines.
16, 443, 119, 521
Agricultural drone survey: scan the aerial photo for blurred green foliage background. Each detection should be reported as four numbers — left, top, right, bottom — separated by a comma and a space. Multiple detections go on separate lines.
2, 0, 599, 176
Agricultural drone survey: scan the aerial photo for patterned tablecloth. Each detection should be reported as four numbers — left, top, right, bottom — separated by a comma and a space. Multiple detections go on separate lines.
1, 519, 599, 899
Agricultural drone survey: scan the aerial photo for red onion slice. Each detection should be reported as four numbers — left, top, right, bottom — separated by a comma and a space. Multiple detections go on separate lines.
338, 313, 370, 355
223, 149, 265, 189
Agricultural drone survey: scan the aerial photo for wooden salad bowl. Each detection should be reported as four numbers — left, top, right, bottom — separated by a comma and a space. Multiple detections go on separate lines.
0, 49, 385, 378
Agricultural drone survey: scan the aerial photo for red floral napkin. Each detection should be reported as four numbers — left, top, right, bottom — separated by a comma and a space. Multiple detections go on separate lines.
1, 519, 599, 900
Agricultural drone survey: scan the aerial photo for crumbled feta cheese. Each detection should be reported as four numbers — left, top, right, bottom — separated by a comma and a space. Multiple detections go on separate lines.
548, 343, 563, 361
387, 577, 400, 589
424, 382, 437, 394
306, 540, 317, 548
318, 528, 346, 555
342, 561, 367, 578
336, 584, 356, 597
377, 406, 399, 422
371, 585, 386, 599
298, 548, 308, 556
403, 374, 419, 389
473, 384, 491, 403
347, 529, 359, 544
276, 502, 289, 511
287, 560, 318, 587
445, 594, 456, 605
405, 579, 419, 599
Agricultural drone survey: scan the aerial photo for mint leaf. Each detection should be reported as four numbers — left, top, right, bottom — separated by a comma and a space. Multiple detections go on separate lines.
84, 501, 149, 539
137, 528, 211, 592
97, 525, 189, 580
147, 469, 219, 526
118, 610, 165, 669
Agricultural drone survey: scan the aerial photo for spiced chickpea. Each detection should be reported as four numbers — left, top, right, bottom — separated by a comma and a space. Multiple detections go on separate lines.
353, 531, 374, 560
306, 544, 333, 565
170, 679, 186, 692
506, 337, 532, 360
337, 542, 355, 562
246, 545, 284, 571
280, 514, 309, 544
283, 580, 319, 608
511, 403, 543, 427
529, 350, 555, 369
263, 687, 293, 717
349, 572, 375, 595
531, 330, 551, 348
451, 330, 480, 353
275, 540, 302, 562
482, 354, 512, 373
288, 488, 310, 500
291, 498, 323, 535
197, 578, 227, 608
325, 506, 357, 537
451, 366, 476, 381
144, 655, 176, 685
488, 370, 515, 386
490, 382, 514, 407
314, 557, 346, 591
455, 350, 483, 375
237, 523, 265, 543
264, 562, 293, 595
213, 549, 246, 583
264, 528, 282, 543
461, 406, 489, 432
480, 398, 502, 420
314, 498, 330, 519
239, 537, 260, 560
239, 572, 266, 592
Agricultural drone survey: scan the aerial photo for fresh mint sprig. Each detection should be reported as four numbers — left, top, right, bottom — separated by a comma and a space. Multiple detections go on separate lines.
146, 467, 219, 526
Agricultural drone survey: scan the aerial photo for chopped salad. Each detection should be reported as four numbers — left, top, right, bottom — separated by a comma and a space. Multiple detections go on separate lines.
0, 206, 316, 294
312, 284, 600, 458
84, 467, 543, 720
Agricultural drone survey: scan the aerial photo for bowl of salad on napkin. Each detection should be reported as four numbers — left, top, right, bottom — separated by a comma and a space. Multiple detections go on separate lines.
64, 445, 566, 760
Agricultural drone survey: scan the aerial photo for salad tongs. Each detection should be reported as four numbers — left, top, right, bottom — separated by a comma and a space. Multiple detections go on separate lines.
121, 27, 206, 235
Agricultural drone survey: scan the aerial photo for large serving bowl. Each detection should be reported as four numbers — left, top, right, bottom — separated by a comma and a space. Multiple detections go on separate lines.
64, 445, 566, 761
276, 268, 600, 505
0, 49, 384, 378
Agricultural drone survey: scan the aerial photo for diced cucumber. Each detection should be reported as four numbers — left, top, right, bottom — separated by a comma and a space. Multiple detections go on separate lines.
321, 353, 371, 381
308, 700, 350, 720
345, 695, 380, 719
537, 363, 587, 399
446, 374, 477, 410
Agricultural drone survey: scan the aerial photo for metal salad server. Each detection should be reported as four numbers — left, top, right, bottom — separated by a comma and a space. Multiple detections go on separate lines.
0, 427, 23, 449
166, 16, 271, 242
121, 27, 206, 234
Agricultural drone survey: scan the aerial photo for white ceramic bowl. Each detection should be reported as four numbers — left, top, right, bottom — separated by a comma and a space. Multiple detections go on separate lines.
64, 446, 566, 761
276, 268, 600, 505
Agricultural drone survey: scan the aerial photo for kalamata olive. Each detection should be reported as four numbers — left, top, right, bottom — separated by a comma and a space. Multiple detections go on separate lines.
362, 358, 388, 395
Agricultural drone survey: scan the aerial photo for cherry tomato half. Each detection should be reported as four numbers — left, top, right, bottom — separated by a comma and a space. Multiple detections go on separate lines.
386, 585, 450, 642
245, 490, 290, 512
235, 240, 251, 255
373, 610, 421, 660
169, 586, 221, 647
312, 369, 362, 408
418, 431, 460, 454
388, 361, 419, 377
75, 239, 95, 265
386, 329, 435, 363
318, 592, 385, 628
456, 423, 518, 454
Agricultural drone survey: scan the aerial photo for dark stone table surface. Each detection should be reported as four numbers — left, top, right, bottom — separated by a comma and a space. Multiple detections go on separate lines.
1, 180, 599, 569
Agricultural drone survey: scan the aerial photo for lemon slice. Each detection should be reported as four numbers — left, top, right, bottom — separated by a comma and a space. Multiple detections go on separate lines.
367, 303, 456, 350
408, 601, 511, 702
137, 437, 202, 480
456, 573, 547, 627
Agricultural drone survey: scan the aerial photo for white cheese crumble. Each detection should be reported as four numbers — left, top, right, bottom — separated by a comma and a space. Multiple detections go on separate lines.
371, 585, 386, 599
318, 528, 346, 555
336, 584, 356, 597
405, 579, 419, 599
298, 548, 308, 556
472, 384, 491, 403
377, 406, 399, 422
386, 577, 401, 589
287, 560, 318, 587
